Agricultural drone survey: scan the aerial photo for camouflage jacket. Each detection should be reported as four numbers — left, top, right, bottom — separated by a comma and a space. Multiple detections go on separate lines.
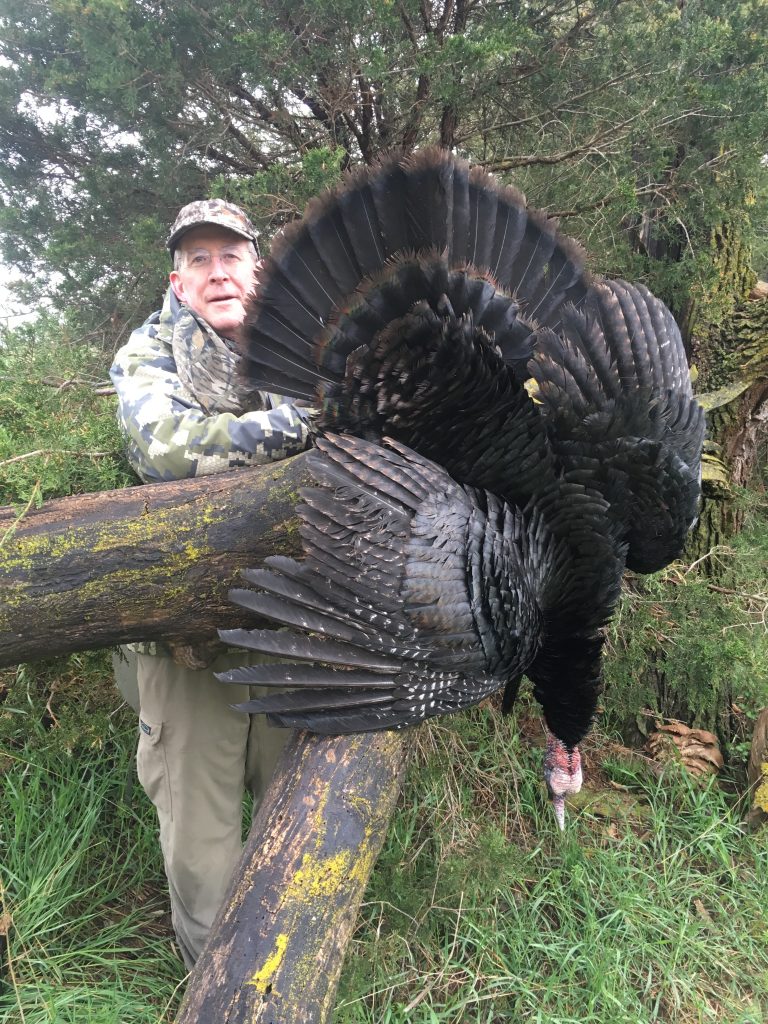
110, 288, 310, 483
111, 288, 311, 658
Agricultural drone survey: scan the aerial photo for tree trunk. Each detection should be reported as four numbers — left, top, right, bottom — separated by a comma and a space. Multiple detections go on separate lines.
746, 707, 768, 830
690, 374, 768, 562
0, 454, 312, 667
685, 294, 768, 564
177, 729, 411, 1023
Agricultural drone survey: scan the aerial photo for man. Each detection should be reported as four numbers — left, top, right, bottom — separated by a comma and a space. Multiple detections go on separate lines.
110, 199, 311, 969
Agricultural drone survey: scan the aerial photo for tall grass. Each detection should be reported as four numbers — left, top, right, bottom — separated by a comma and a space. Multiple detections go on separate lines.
335, 706, 768, 1024
0, 719, 186, 1023
0, 317, 133, 507
2, 687, 766, 1022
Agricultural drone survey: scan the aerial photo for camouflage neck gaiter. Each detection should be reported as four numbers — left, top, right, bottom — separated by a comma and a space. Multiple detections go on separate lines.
167, 297, 263, 416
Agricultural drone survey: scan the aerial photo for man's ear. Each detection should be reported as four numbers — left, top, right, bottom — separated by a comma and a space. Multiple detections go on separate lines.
169, 271, 186, 303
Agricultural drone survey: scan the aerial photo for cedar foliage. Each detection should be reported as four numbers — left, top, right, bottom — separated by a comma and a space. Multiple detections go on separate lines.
2, 0, 768, 339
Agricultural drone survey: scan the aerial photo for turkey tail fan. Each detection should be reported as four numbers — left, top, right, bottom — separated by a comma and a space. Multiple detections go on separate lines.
466, 164, 499, 271
217, 433, 543, 734
528, 278, 705, 572
463, 165, 589, 331
241, 147, 591, 409
401, 147, 456, 253
246, 151, 594, 507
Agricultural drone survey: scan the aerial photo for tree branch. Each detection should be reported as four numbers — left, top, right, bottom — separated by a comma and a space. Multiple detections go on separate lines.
196, 77, 272, 169
482, 112, 647, 171
229, 81, 306, 151
398, 2, 421, 48
401, 73, 431, 151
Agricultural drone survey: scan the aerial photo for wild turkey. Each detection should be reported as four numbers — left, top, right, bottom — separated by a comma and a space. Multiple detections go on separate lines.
217, 149, 705, 828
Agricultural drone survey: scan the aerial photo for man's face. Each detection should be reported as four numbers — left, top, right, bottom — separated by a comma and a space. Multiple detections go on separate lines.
170, 225, 257, 337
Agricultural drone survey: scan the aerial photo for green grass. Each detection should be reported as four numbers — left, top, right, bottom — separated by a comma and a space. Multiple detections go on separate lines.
602, 494, 768, 754
3, 688, 766, 1023
0, 717, 186, 1023
0, 316, 134, 508
335, 707, 768, 1024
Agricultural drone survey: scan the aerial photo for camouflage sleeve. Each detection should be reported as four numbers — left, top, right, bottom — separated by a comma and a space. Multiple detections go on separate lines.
109, 319, 311, 483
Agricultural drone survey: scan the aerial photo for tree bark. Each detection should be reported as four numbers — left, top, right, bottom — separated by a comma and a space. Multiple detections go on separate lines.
746, 707, 768, 830
0, 454, 312, 667
177, 728, 411, 1024
689, 376, 768, 562
686, 295, 768, 564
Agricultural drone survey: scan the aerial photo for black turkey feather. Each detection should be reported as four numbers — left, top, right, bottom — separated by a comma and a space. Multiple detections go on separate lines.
221, 434, 556, 733
529, 279, 705, 571
220, 148, 704, 828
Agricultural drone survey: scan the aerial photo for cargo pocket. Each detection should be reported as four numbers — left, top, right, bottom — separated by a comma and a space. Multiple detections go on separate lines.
137, 717, 173, 820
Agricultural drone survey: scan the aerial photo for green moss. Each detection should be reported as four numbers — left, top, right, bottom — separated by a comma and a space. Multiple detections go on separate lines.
696, 295, 768, 393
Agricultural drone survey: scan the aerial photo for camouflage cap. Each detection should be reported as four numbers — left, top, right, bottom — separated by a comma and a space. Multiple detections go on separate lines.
167, 199, 260, 257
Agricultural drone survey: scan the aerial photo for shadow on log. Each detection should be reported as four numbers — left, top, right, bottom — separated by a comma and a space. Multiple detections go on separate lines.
177, 729, 411, 1023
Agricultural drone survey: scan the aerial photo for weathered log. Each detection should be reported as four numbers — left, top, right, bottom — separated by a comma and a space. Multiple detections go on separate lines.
177, 728, 411, 1024
0, 453, 312, 666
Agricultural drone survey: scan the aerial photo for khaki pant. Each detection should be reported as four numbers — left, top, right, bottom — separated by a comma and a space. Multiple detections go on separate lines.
114, 648, 288, 968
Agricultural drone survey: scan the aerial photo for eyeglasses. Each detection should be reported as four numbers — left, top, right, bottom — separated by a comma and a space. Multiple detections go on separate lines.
182, 250, 247, 271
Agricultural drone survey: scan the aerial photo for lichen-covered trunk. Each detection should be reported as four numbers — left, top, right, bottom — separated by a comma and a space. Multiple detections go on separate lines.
746, 707, 768, 829
0, 454, 311, 666
690, 374, 768, 562
176, 729, 411, 1023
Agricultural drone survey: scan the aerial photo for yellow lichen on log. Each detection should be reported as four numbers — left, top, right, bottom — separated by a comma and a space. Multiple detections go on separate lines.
177, 729, 412, 1024
746, 709, 768, 829
0, 454, 312, 666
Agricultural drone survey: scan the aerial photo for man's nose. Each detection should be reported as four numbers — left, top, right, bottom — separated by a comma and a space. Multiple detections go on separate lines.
208, 256, 231, 279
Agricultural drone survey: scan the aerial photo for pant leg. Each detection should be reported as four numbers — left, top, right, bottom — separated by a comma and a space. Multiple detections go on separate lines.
244, 698, 291, 812
112, 646, 140, 713
135, 650, 252, 969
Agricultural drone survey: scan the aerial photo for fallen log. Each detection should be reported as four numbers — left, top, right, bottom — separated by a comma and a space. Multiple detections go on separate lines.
177, 728, 411, 1023
0, 453, 311, 666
